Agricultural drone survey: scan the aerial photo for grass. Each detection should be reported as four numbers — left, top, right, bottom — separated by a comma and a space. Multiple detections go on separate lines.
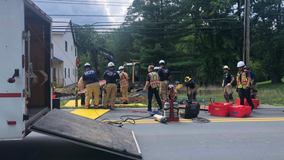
59, 81, 284, 108
178, 82, 284, 106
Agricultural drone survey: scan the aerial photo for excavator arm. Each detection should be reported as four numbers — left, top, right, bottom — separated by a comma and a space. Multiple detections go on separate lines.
89, 42, 115, 76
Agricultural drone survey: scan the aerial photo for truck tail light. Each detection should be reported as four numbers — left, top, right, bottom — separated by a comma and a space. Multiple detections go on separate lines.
7, 121, 16, 125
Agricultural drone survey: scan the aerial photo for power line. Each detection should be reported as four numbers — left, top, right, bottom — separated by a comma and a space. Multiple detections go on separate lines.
33, 1, 131, 6
33, 0, 132, 4
49, 14, 127, 17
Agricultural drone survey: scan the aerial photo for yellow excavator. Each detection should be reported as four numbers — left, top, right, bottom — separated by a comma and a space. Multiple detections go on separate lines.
122, 62, 143, 91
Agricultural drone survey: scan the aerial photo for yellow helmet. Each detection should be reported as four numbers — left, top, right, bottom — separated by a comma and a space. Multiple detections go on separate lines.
184, 76, 191, 82
223, 65, 230, 70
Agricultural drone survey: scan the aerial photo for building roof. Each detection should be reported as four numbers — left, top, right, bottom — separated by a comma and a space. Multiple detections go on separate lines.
53, 57, 64, 62
52, 18, 80, 47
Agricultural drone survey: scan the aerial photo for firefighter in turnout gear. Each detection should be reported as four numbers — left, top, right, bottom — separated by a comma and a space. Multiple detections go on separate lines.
102, 62, 120, 110
222, 65, 235, 103
119, 66, 129, 104
185, 76, 198, 101
244, 66, 258, 99
82, 63, 100, 109
158, 60, 171, 103
144, 65, 163, 115
236, 61, 255, 110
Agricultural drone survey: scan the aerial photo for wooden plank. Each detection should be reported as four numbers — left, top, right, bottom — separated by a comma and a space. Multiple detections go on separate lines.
31, 109, 142, 159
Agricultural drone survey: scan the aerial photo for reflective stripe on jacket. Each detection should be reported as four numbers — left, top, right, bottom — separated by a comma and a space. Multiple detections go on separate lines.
237, 70, 248, 89
119, 72, 129, 88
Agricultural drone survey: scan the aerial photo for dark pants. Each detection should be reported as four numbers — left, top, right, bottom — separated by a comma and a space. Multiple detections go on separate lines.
238, 88, 255, 110
148, 87, 163, 111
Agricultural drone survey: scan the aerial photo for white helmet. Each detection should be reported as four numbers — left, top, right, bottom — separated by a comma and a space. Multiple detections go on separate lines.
237, 61, 245, 68
118, 66, 124, 70
108, 62, 115, 67
154, 67, 158, 71
84, 63, 91, 67
159, 60, 165, 64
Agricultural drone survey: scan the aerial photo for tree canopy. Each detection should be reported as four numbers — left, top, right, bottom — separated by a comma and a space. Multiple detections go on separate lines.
74, 0, 284, 84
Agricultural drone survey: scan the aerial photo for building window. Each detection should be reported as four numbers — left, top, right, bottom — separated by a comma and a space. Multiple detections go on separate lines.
65, 41, 67, 52
73, 69, 75, 75
71, 45, 73, 51
75, 48, 77, 56
68, 68, 70, 78
65, 68, 66, 79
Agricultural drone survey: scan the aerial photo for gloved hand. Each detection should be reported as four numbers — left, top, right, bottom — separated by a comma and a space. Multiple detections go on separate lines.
222, 83, 224, 87
226, 83, 231, 86
245, 86, 250, 90
236, 88, 238, 92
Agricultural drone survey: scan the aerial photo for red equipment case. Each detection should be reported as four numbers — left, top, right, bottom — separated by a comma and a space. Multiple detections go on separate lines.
209, 102, 233, 117
228, 105, 251, 118
236, 99, 259, 109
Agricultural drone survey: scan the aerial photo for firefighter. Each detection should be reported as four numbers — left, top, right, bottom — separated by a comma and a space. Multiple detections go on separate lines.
143, 65, 163, 115
158, 60, 171, 103
119, 66, 129, 104
236, 61, 255, 110
102, 62, 120, 109
154, 67, 159, 72
244, 66, 257, 99
222, 65, 235, 103
82, 63, 100, 109
185, 76, 198, 101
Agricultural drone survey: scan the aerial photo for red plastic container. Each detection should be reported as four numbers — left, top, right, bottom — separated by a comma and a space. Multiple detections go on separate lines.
252, 99, 259, 108
236, 99, 259, 109
209, 102, 233, 117
228, 105, 251, 118
52, 94, 56, 99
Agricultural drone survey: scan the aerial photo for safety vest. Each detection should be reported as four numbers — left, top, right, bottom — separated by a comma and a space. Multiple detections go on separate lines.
149, 72, 160, 88
78, 77, 84, 91
237, 70, 248, 89
119, 72, 129, 88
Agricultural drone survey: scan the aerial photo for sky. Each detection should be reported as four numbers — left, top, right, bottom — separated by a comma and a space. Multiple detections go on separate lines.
34, 0, 134, 28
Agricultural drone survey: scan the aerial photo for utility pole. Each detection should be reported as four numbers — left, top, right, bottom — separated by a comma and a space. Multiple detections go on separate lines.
243, 0, 250, 66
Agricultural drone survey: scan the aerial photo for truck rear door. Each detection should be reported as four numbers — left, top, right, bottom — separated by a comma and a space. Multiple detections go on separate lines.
0, 0, 26, 140
31, 109, 142, 159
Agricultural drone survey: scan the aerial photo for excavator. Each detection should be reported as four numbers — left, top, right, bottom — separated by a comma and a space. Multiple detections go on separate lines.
77, 42, 143, 105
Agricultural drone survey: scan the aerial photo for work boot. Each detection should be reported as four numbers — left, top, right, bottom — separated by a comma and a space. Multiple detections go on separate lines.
85, 105, 90, 109
110, 106, 114, 110
103, 106, 108, 109
148, 111, 155, 116
157, 110, 162, 115
123, 101, 128, 104
94, 105, 99, 109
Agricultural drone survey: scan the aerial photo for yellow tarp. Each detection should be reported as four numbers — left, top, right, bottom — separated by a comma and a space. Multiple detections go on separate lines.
64, 100, 146, 107
70, 109, 110, 120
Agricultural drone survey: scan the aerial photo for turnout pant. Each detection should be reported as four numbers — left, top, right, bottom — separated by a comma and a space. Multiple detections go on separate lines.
187, 88, 197, 101
238, 88, 255, 110
250, 84, 257, 99
85, 82, 100, 107
148, 87, 163, 111
103, 83, 117, 107
224, 85, 234, 103
121, 86, 129, 103
159, 80, 169, 102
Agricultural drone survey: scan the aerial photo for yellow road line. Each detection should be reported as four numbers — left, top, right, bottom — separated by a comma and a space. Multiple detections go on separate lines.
102, 117, 284, 124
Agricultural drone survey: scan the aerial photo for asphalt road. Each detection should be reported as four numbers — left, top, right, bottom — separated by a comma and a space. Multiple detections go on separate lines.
1, 107, 284, 160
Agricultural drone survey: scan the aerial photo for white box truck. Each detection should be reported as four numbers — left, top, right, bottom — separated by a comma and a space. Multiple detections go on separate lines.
0, 1, 141, 159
